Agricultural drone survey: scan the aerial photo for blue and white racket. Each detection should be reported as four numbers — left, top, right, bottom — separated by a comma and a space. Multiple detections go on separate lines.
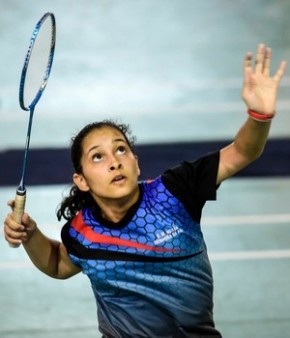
12, 12, 56, 246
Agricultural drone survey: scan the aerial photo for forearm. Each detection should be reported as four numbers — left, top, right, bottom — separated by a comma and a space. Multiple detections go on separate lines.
23, 227, 62, 279
218, 116, 272, 183
233, 116, 271, 162
4, 210, 80, 279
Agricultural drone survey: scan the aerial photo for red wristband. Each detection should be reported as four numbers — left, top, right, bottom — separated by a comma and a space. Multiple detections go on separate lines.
247, 109, 275, 122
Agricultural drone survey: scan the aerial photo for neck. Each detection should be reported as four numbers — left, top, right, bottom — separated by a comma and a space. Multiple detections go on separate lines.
94, 186, 140, 223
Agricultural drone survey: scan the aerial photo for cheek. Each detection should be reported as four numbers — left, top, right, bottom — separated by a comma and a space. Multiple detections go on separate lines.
135, 160, 140, 176
131, 164, 140, 181
82, 165, 107, 186
128, 158, 140, 175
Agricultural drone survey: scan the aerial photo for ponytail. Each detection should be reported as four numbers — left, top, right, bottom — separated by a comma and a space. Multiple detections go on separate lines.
57, 185, 95, 221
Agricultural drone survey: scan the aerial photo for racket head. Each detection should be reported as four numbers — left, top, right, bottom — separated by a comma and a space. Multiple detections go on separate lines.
19, 12, 56, 111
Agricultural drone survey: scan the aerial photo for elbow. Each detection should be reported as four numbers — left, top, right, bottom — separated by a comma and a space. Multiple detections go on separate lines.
43, 269, 74, 280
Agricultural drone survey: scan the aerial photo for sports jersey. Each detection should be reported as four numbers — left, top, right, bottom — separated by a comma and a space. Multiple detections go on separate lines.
61, 151, 222, 338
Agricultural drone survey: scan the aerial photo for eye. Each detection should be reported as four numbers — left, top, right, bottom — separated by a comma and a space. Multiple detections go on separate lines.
92, 153, 103, 162
116, 145, 126, 155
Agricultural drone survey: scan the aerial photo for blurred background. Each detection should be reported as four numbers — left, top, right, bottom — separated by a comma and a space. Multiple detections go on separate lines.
0, 1, 290, 337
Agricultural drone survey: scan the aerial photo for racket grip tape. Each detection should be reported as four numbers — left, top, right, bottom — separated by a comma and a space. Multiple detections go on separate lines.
10, 192, 26, 248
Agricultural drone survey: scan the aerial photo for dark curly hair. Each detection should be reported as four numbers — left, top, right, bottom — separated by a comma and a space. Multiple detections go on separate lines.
56, 120, 136, 221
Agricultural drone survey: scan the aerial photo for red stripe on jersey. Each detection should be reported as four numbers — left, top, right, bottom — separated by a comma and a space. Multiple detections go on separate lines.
71, 213, 177, 253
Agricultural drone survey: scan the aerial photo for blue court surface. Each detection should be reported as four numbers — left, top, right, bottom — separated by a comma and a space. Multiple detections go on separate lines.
0, 1, 290, 337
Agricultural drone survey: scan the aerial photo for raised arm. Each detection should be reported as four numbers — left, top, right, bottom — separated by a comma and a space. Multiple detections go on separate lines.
4, 206, 81, 279
217, 43, 287, 184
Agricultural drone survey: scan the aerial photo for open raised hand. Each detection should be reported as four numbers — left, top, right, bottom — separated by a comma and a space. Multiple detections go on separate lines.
242, 43, 287, 115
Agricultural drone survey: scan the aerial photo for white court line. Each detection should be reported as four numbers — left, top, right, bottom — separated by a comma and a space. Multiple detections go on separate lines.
210, 249, 290, 261
204, 214, 290, 261
203, 213, 290, 226
1, 214, 290, 269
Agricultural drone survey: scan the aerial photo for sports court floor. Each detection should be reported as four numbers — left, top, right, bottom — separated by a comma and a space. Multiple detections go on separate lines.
1, 1, 290, 337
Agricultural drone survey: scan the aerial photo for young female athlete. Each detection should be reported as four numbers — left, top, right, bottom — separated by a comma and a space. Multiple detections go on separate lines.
3, 44, 287, 337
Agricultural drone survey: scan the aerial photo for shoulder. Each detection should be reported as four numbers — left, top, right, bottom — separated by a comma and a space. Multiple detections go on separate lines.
162, 151, 220, 185
159, 151, 220, 210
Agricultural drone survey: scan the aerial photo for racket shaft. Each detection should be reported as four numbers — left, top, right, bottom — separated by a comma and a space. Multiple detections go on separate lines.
10, 192, 26, 248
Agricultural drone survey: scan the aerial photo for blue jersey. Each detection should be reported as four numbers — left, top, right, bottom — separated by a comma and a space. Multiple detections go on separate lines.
62, 152, 222, 338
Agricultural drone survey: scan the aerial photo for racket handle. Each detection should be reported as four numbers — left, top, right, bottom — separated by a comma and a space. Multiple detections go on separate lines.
10, 192, 26, 248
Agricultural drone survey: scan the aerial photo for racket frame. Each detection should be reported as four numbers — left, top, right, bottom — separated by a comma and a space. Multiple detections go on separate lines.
12, 12, 56, 247
19, 12, 56, 112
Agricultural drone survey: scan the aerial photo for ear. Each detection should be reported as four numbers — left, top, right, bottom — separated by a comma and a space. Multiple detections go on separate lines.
73, 173, 90, 192
134, 155, 141, 177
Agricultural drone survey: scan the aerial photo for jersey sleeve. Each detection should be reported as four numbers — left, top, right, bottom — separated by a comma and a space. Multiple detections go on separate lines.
161, 151, 220, 222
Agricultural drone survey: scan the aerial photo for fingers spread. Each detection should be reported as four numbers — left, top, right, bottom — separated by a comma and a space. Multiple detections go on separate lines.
243, 52, 253, 85
244, 44, 270, 75
244, 52, 253, 71
255, 43, 266, 73
250, 43, 286, 81
273, 60, 287, 82
263, 47, 271, 76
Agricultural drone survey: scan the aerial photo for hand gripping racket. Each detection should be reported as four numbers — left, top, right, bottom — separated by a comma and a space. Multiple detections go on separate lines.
11, 12, 56, 247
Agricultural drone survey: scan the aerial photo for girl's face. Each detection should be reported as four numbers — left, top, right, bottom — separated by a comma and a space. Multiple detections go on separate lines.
73, 126, 140, 205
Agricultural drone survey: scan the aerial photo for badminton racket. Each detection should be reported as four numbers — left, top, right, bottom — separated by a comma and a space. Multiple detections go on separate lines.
11, 12, 56, 247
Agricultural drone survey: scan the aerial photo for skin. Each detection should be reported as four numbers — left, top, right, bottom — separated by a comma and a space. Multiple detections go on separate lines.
73, 127, 141, 223
3, 44, 287, 279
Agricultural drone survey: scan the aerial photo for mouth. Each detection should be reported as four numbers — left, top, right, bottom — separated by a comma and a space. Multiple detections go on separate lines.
111, 175, 126, 184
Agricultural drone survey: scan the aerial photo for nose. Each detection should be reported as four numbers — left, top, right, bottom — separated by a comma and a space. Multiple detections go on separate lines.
109, 161, 122, 172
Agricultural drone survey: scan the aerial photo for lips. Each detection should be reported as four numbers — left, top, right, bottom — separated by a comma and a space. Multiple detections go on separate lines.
111, 175, 126, 183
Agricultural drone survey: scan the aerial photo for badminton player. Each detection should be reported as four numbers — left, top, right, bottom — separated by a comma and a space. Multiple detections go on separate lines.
3, 44, 287, 337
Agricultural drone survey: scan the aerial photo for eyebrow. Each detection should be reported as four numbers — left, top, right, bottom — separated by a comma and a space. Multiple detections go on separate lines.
86, 138, 127, 156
